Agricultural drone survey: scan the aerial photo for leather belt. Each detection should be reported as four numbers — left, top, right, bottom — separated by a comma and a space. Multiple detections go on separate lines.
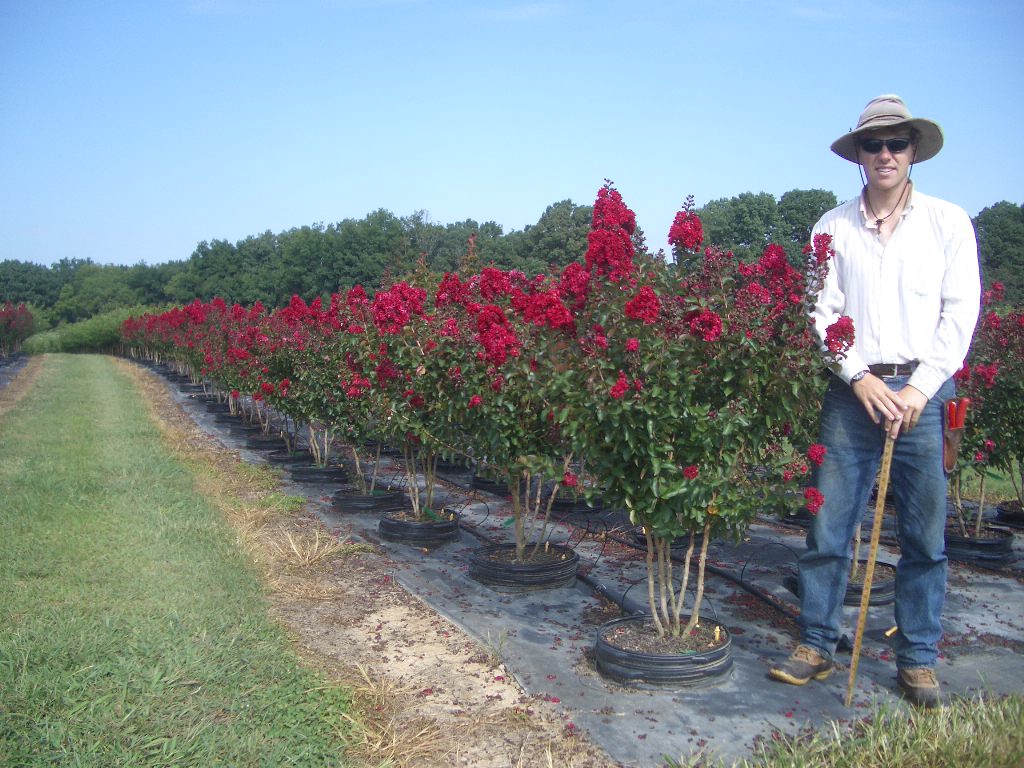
868, 361, 918, 378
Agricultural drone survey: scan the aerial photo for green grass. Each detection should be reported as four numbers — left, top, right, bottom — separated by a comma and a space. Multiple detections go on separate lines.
0, 355, 355, 767
729, 694, 1024, 768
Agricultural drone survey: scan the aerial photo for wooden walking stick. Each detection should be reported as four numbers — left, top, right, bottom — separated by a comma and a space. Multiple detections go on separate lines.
845, 433, 896, 707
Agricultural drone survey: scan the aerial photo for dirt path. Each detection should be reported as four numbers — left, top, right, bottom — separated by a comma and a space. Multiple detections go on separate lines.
117, 357, 621, 768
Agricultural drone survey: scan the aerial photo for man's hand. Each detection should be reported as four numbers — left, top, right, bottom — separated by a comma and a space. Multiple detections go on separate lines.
895, 384, 928, 434
851, 373, 907, 439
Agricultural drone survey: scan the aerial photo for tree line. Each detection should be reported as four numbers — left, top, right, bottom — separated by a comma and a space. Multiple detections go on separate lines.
2, 191, 1020, 329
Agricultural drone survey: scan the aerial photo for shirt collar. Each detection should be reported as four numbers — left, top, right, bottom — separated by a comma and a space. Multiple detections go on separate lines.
858, 182, 915, 229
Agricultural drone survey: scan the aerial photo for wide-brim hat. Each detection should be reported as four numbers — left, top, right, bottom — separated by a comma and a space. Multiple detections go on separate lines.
831, 94, 943, 164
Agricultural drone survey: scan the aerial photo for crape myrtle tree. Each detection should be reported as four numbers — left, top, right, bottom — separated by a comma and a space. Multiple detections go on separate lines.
559, 184, 853, 638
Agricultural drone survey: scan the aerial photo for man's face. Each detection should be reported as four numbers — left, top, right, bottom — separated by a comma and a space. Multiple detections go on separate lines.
857, 129, 915, 192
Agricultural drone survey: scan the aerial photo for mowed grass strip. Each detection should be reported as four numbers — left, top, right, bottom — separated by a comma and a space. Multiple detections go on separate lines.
0, 355, 355, 767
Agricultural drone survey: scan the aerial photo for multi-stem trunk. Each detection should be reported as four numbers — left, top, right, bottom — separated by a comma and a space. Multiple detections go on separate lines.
682, 519, 712, 636
974, 473, 988, 538
952, 473, 969, 537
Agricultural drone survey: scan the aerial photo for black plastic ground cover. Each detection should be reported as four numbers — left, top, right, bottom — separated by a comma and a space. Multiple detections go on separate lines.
0, 353, 29, 391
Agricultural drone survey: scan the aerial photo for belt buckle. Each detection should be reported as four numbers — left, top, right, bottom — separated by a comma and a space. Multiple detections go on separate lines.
883, 364, 899, 378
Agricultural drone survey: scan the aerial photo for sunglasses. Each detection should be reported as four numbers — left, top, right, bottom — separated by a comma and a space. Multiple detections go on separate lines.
859, 137, 912, 155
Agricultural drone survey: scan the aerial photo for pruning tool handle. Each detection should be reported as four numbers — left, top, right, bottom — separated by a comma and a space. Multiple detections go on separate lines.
942, 397, 970, 473
946, 397, 971, 429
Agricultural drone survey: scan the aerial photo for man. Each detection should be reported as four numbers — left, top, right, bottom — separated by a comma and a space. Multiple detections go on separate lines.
769, 95, 981, 707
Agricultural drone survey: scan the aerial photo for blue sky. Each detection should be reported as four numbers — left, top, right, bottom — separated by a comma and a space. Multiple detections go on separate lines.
2, 0, 1021, 268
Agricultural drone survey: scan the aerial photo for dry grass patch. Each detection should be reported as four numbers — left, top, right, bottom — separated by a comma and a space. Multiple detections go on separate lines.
116, 358, 620, 768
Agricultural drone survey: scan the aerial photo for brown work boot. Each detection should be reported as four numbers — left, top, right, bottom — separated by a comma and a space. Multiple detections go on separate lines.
897, 667, 942, 708
769, 644, 833, 685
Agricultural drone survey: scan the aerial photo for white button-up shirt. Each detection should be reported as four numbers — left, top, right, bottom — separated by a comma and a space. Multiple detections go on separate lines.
811, 186, 981, 400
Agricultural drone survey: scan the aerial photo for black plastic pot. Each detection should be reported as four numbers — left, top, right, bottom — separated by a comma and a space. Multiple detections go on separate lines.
227, 422, 265, 436
944, 526, 1015, 565
996, 501, 1024, 529
245, 434, 288, 451
551, 494, 604, 514
332, 488, 407, 514
264, 449, 315, 465
435, 458, 471, 474
471, 474, 510, 496
630, 528, 704, 551
378, 508, 460, 547
595, 615, 733, 689
288, 464, 349, 484
468, 542, 579, 591
784, 559, 896, 606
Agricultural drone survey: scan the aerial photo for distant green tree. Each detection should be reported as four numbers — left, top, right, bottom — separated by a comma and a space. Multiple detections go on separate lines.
778, 189, 838, 259
50, 263, 142, 324
124, 261, 186, 306
232, 232, 280, 305
515, 199, 593, 275
0, 260, 60, 307
323, 209, 417, 292
697, 192, 785, 262
974, 201, 1024, 304
274, 225, 332, 304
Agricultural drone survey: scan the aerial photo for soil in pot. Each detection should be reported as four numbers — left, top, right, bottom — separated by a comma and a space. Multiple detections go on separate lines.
378, 508, 460, 547
595, 615, 733, 688
468, 543, 579, 591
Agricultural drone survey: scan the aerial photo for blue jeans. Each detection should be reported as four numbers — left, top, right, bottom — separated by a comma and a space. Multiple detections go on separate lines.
798, 374, 953, 670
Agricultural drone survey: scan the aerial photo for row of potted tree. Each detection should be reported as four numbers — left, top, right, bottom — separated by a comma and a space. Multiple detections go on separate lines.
122, 183, 858, 681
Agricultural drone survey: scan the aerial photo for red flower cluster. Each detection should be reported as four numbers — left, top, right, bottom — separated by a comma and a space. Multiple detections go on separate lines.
585, 183, 636, 283
668, 202, 703, 252
511, 288, 575, 331
683, 465, 700, 480
371, 282, 426, 334
624, 285, 661, 325
475, 305, 521, 365
803, 233, 835, 266
804, 487, 825, 515
824, 316, 855, 355
689, 309, 723, 342
609, 370, 630, 399
558, 262, 591, 311
807, 443, 827, 467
